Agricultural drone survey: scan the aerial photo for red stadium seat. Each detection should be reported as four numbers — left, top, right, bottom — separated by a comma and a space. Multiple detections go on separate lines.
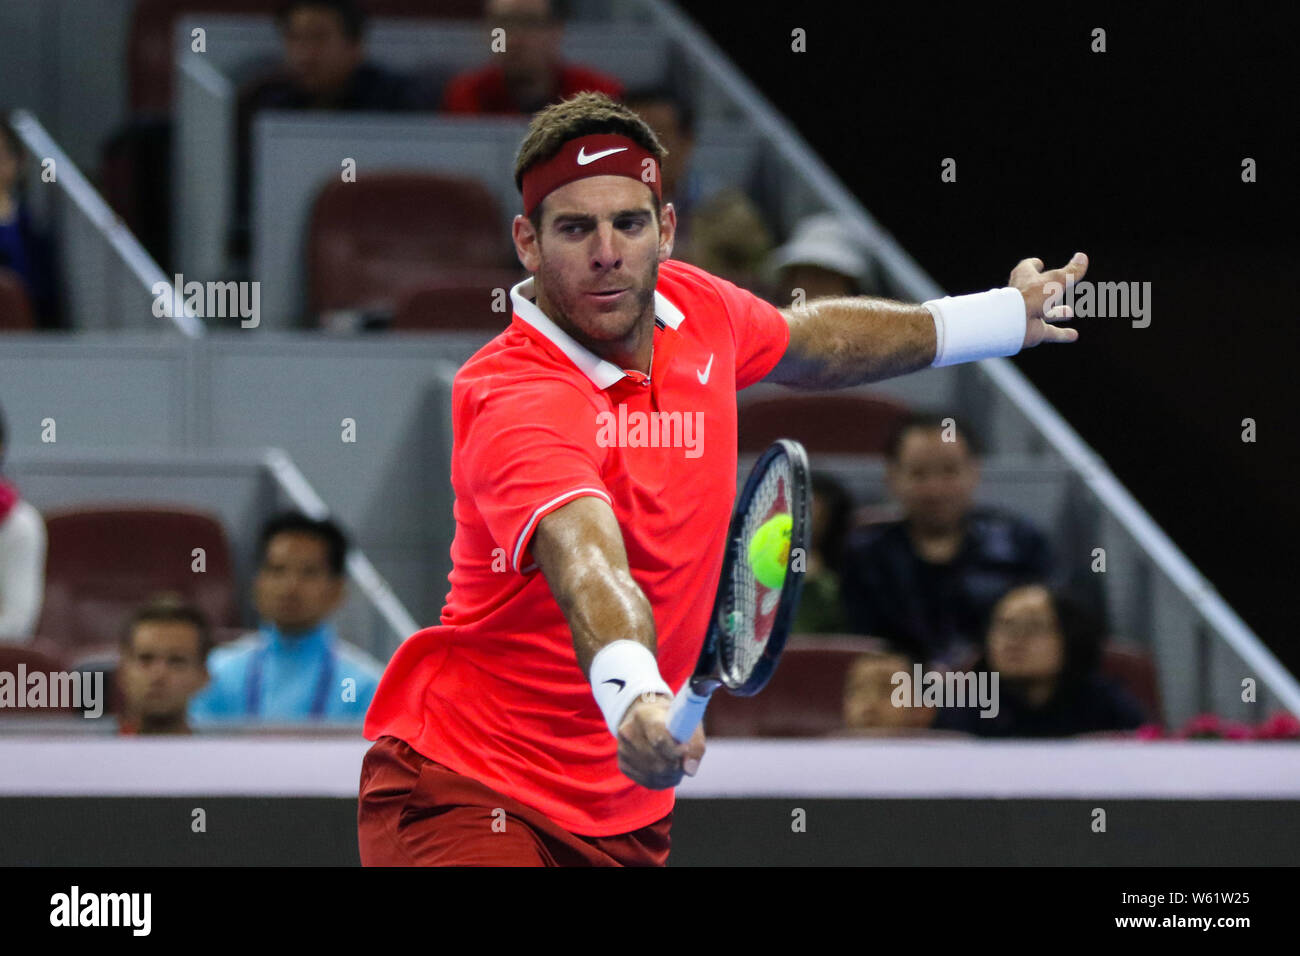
705, 638, 1161, 736
737, 393, 912, 454
0, 644, 70, 672
0, 267, 35, 331
704, 636, 882, 737
0, 644, 81, 717
128, 0, 485, 112
390, 270, 525, 331
307, 172, 511, 317
35, 506, 238, 660
1100, 641, 1163, 724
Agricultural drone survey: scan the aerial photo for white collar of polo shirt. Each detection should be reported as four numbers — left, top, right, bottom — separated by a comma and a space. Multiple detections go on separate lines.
509, 274, 685, 389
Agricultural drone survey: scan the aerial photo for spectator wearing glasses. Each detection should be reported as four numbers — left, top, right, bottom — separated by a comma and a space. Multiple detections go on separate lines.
933, 583, 1146, 738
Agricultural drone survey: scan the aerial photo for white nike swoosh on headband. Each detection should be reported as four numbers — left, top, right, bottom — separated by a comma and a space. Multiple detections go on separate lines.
576, 146, 629, 165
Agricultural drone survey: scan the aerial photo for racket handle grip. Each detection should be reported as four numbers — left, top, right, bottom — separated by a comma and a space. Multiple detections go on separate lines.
667, 685, 713, 743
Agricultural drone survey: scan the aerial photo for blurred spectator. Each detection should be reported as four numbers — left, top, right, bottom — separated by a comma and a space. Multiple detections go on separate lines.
841, 412, 1053, 667
117, 594, 212, 735
792, 471, 852, 634
0, 401, 46, 640
933, 583, 1146, 737
766, 212, 883, 303
231, 0, 428, 264
622, 86, 774, 292
0, 119, 58, 327
441, 0, 623, 115
189, 511, 383, 725
683, 189, 774, 294
623, 88, 701, 244
842, 648, 936, 733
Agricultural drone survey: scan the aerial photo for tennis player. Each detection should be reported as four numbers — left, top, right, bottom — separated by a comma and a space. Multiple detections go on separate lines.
357, 91, 1087, 866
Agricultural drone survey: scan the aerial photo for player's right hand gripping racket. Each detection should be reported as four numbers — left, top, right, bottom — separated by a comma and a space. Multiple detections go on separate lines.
667, 438, 811, 743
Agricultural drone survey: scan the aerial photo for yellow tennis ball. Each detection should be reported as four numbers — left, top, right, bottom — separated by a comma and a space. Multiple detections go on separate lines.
748, 513, 792, 590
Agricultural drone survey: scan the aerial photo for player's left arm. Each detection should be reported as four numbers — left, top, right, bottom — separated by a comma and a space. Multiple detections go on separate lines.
766, 253, 1089, 389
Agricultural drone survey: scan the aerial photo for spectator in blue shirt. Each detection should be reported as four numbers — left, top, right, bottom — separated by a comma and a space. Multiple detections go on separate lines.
841, 412, 1054, 668
0, 120, 58, 327
190, 511, 383, 725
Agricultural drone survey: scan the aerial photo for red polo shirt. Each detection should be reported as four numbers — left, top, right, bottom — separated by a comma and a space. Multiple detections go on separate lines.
364, 258, 790, 836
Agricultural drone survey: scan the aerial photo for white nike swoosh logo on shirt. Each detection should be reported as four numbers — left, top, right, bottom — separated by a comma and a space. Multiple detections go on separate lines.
696, 354, 714, 384
576, 146, 629, 165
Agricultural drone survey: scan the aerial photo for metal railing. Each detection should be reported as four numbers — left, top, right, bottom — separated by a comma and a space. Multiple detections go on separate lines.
7, 109, 202, 337
4, 446, 417, 659
263, 448, 419, 648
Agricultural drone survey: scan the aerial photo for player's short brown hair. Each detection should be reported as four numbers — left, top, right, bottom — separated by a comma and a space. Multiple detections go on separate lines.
513, 91, 669, 230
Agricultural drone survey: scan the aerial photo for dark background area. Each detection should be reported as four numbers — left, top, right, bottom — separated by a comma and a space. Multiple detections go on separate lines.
681, 1, 1297, 670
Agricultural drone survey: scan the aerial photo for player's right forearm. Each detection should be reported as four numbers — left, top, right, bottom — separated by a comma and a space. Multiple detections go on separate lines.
531, 496, 658, 676
554, 560, 659, 677
533, 496, 674, 737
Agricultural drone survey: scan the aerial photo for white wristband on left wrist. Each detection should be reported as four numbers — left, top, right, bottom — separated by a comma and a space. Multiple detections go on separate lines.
923, 287, 1026, 367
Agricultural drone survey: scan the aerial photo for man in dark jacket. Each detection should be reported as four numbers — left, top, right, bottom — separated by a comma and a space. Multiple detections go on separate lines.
841, 412, 1053, 667
230, 0, 427, 263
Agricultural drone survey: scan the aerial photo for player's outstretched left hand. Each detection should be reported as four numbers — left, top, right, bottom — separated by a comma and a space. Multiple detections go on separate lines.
1009, 252, 1089, 348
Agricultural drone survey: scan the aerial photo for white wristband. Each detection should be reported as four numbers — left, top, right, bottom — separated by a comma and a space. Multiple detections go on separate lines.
589, 640, 672, 738
923, 287, 1026, 367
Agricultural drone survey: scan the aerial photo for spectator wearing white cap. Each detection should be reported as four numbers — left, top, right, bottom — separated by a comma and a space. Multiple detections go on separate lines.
766, 212, 883, 304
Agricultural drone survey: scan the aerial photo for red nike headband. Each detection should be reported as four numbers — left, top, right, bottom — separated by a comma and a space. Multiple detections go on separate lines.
521, 133, 661, 218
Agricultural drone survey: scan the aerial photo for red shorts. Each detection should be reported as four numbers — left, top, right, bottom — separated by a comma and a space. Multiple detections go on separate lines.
357, 735, 673, 866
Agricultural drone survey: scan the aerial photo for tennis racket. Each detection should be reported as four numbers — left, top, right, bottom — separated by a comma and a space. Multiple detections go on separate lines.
666, 438, 811, 743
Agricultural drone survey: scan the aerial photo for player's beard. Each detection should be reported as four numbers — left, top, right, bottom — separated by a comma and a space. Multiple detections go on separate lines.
537, 255, 658, 351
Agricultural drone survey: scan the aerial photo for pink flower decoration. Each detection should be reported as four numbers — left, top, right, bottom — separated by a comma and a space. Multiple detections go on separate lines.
1180, 713, 1223, 738
1221, 721, 1253, 740
1253, 712, 1300, 740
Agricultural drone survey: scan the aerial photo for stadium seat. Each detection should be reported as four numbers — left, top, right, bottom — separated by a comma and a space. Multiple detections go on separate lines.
704, 636, 880, 737
0, 267, 35, 331
35, 506, 238, 659
737, 393, 912, 454
705, 637, 1162, 736
390, 270, 525, 331
1100, 641, 1163, 724
307, 172, 511, 317
128, 0, 485, 112
0, 644, 81, 717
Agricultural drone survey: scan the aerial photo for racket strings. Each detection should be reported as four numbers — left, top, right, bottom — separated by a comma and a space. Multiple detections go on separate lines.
722, 457, 792, 686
